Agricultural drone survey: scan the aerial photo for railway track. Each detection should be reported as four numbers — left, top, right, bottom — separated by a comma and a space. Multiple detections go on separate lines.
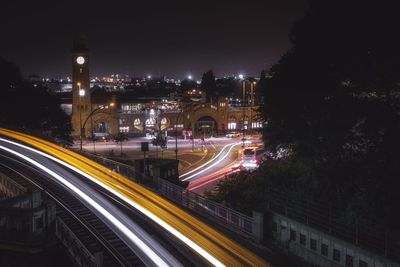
0, 152, 145, 267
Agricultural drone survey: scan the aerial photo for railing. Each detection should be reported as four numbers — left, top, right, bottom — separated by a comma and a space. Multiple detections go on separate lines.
56, 216, 102, 267
75, 150, 255, 239
266, 187, 400, 261
157, 178, 253, 237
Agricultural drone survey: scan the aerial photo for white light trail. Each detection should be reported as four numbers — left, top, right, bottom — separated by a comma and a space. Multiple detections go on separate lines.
182, 142, 240, 181
0, 144, 170, 267
0, 138, 225, 267
180, 142, 238, 179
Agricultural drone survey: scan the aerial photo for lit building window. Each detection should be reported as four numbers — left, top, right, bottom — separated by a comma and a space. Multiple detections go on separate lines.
121, 104, 144, 114
134, 118, 141, 126
119, 126, 129, 133
252, 121, 263, 128
228, 116, 237, 130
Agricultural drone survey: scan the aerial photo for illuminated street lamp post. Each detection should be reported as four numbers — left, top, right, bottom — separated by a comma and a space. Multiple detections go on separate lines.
250, 81, 256, 135
240, 77, 246, 148
77, 82, 84, 150
80, 102, 115, 151
174, 101, 185, 160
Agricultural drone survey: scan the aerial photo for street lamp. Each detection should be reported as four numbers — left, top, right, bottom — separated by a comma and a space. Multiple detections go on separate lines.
80, 102, 115, 151
250, 81, 256, 135
77, 82, 84, 151
241, 78, 246, 148
175, 102, 183, 160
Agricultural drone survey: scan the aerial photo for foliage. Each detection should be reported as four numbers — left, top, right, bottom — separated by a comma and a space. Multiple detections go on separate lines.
112, 132, 129, 155
180, 78, 198, 93
113, 132, 128, 143
208, 0, 400, 226
200, 70, 216, 99
151, 132, 167, 149
0, 57, 72, 144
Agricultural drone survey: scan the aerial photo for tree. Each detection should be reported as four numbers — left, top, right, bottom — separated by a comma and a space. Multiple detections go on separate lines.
206, 0, 400, 227
87, 133, 98, 154
151, 132, 167, 158
180, 78, 198, 94
201, 70, 216, 100
257, 69, 267, 102
0, 57, 72, 144
261, 0, 400, 224
113, 132, 128, 155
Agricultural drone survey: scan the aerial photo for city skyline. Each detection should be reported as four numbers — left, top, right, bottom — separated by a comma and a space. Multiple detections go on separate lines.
1, 0, 307, 78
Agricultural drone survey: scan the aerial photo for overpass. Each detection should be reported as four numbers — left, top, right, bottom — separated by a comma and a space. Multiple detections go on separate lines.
0, 128, 269, 267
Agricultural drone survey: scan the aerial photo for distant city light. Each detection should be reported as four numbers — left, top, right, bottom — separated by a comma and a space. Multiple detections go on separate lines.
188, 75, 192, 80
238, 74, 244, 79
147, 75, 151, 79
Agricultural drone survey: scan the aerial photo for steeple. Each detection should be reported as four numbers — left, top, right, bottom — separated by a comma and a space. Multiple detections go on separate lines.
72, 31, 89, 53
71, 32, 91, 138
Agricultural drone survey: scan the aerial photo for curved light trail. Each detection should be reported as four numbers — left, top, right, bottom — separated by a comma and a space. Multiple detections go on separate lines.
0, 137, 223, 267
180, 142, 238, 179
181, 142, 240, 181
0, 128, 269, 267
0, 144, 175, 267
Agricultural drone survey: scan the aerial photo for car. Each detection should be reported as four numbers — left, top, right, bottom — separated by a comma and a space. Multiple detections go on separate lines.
226, 131, 240, 138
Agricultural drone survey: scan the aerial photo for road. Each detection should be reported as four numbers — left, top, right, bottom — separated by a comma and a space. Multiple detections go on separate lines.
180, 135, 263, 194
181, 142, 241, 194
0, 128, 269, 267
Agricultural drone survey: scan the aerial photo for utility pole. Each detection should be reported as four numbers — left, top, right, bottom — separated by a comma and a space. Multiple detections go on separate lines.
175, 102, 182, 160
242, 80, 246, 148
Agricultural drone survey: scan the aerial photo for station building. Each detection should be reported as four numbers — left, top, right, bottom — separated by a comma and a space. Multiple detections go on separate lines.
67, 36, 263, 139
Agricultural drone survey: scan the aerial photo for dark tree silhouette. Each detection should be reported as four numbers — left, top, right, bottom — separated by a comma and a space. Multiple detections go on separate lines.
200, 70, 216, 100
180, 78, 198, 94
207, 0, 400, 226
261, 0, 400, 224
151, 132, 167, 158
113, 132, 129, 155
0, 57, 72, 144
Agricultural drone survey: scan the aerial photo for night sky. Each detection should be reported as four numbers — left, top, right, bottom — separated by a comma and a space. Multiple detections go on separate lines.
1, 0, 307, 79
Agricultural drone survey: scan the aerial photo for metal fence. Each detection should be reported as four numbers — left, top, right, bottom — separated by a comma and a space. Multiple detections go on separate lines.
75, 150, 255, 239
265, 187, 400, 261
157, 178, 253, 237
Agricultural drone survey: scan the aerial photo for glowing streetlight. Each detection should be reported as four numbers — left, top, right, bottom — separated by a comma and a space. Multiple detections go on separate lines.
188, 75, 192, 80
238, 74, 244, 80
147, 75, 152, 79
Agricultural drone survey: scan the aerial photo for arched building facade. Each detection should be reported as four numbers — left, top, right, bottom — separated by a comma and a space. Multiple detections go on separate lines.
70, 36, 263, 139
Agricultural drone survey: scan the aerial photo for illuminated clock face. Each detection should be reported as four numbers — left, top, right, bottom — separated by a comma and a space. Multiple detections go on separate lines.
76, 56, 85, 65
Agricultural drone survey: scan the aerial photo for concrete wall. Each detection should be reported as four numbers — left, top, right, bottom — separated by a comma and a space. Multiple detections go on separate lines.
272, 212, 399, 267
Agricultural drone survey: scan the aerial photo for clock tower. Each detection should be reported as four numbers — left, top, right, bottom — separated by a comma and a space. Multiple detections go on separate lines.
71, 34, 92, 138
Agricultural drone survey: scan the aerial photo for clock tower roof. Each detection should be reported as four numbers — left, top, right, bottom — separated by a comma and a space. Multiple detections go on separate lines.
72, 32, 89, 53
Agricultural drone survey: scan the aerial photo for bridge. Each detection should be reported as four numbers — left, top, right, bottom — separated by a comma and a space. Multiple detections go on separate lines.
0, 128, 269, 267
